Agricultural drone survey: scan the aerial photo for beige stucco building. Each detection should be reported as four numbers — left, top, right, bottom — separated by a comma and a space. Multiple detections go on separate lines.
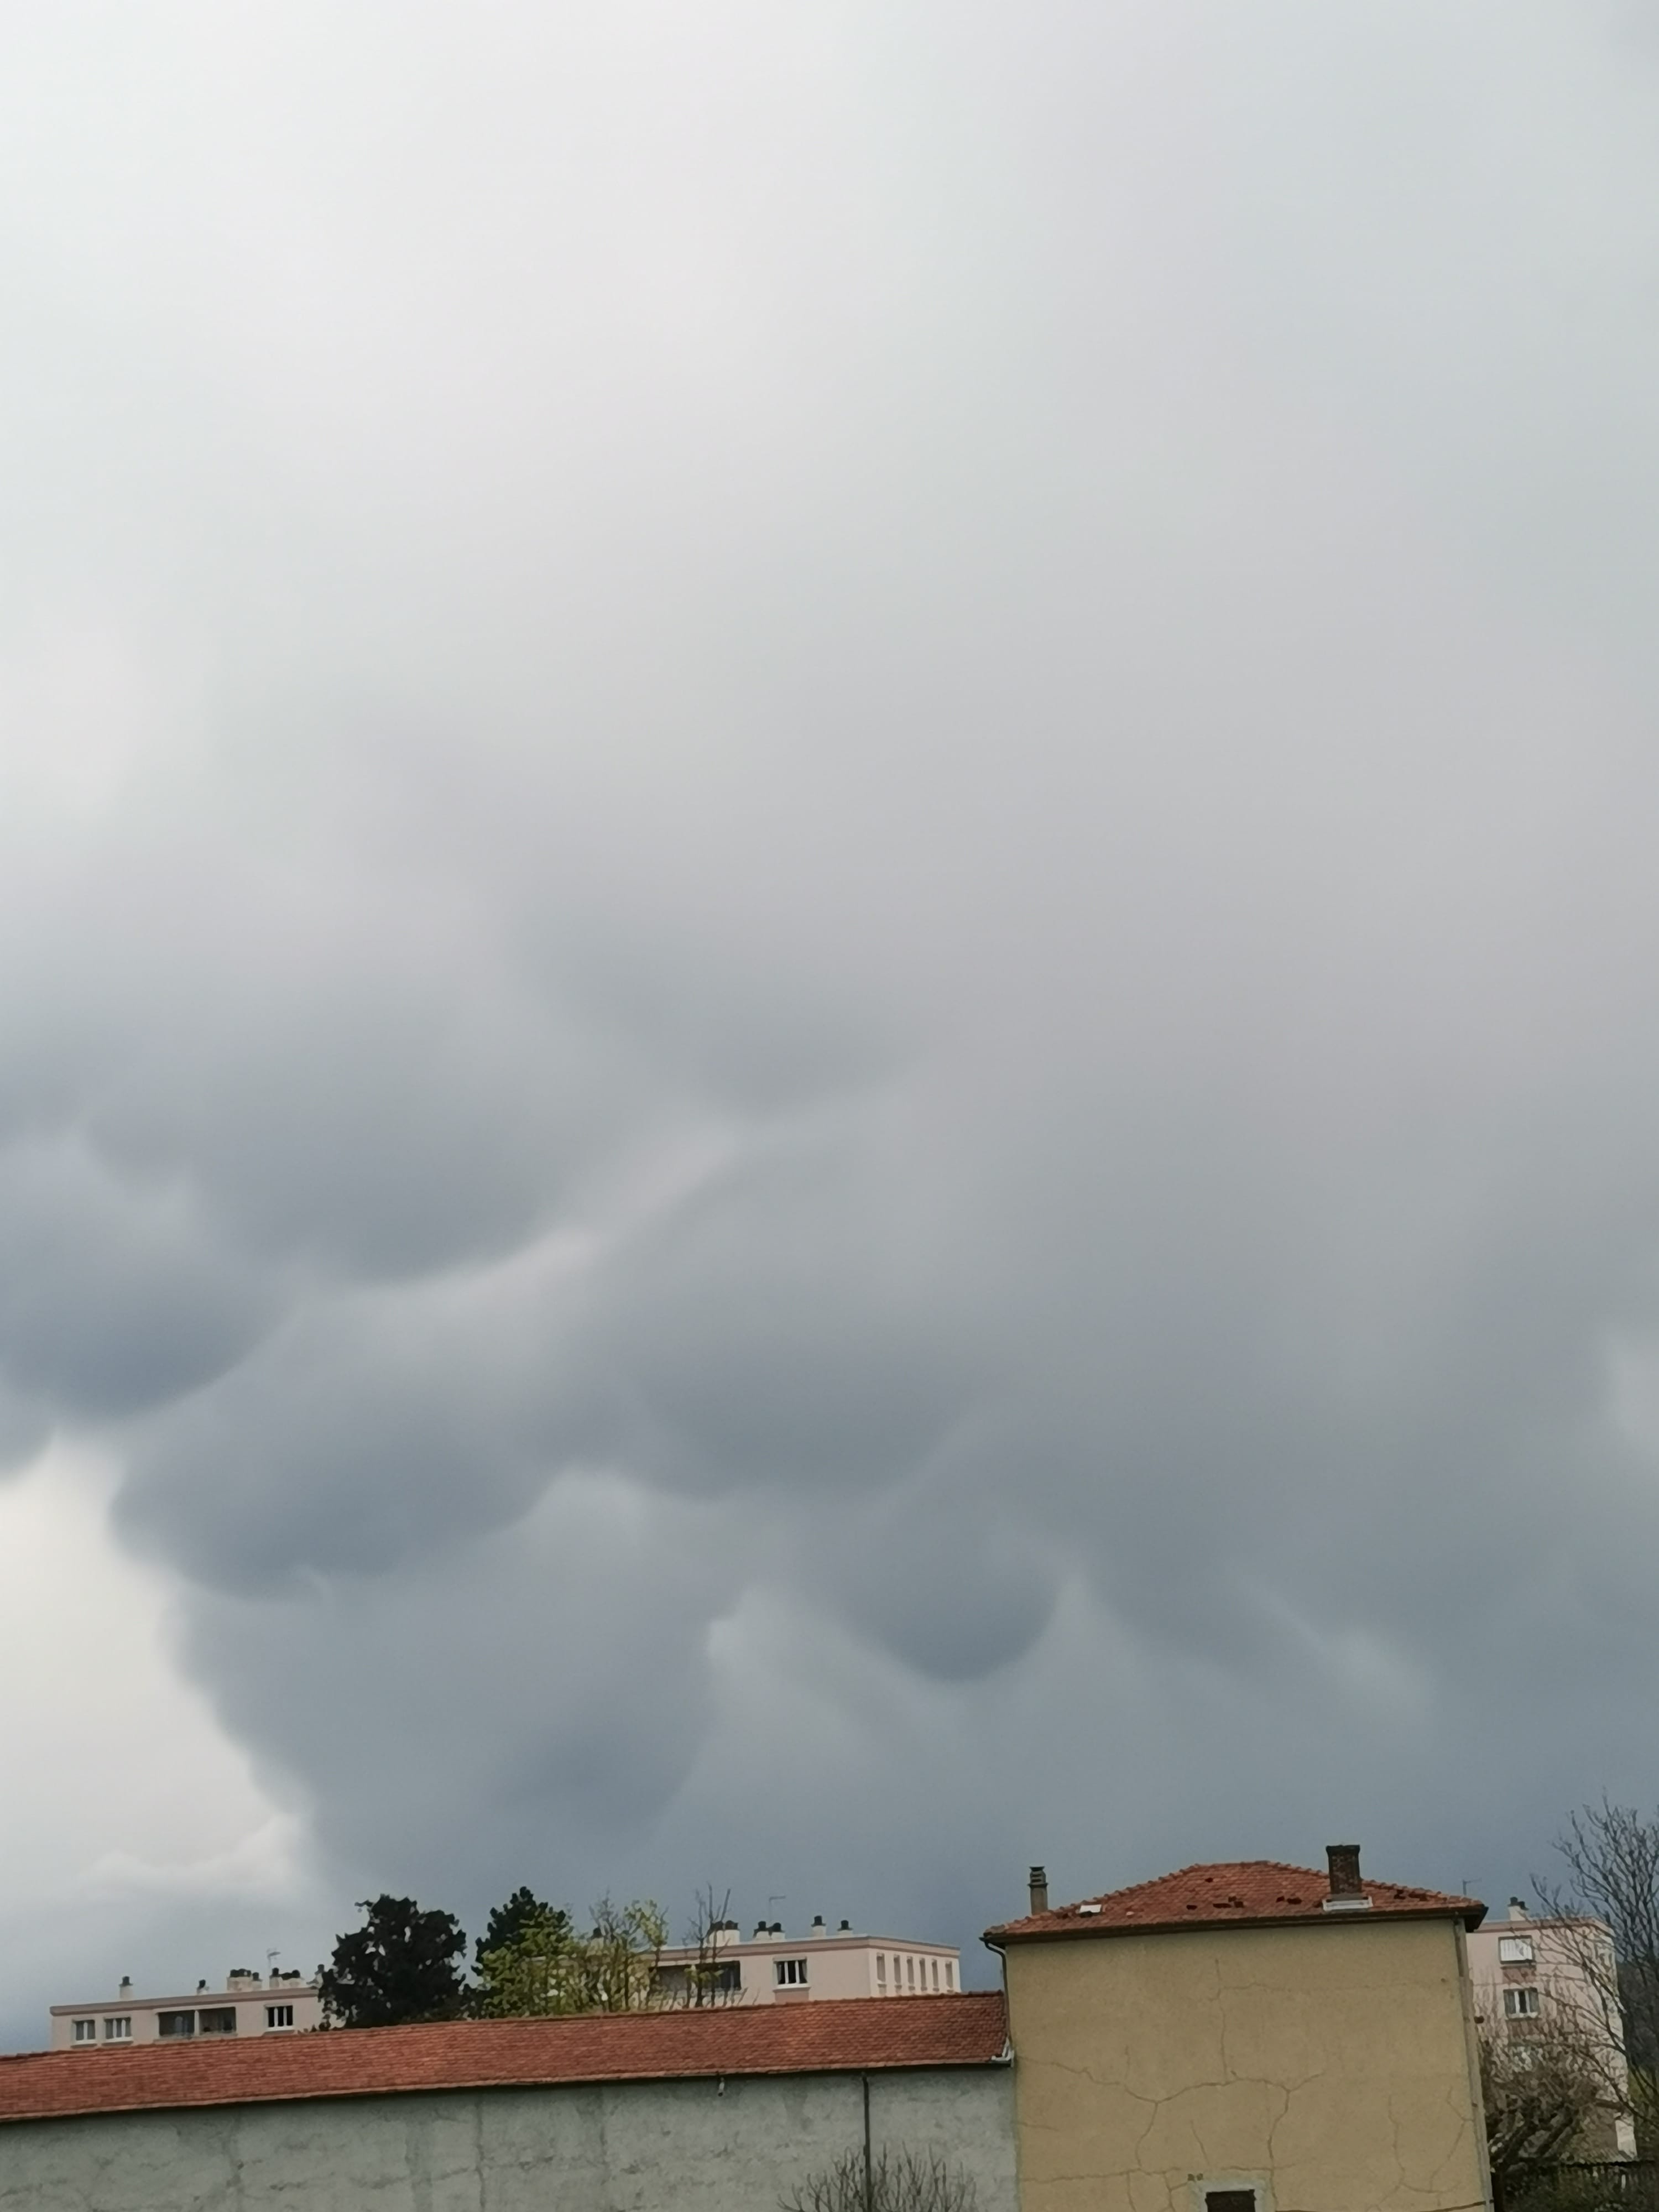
985, 1846, 1493, 2212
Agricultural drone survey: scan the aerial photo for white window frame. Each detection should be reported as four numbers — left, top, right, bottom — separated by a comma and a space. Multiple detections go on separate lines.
1498, 1936, 1536, 1964
71, 2018, 98, 2044
774, 1958, 809, 1988
103, 2017, 132, 2041
1504, 1986, 1541, 2018
265, 2004, 295, 2030
944, 1960, 955, 1990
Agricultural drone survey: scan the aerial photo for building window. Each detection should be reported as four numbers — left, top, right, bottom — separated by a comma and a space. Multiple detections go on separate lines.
875, 1955, 886, 1989
103, 2017, 132, 2041
944, 1960, 955, 1991
72, 2019, 98, 2044
1505, 1987, 1541, 2018
158, 2011, 196, 2039
265, 2004, 295, 2030
930, 1959, 940, 1991
1499, 1937, 1536, 1965
1206, 2193, 1258, 2212
197, 2008, 237, 2036
774, 1959, 808, 1987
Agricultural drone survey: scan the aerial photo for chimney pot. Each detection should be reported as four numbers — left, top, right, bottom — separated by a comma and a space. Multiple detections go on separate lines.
1509, 1897, 1530, 1922
1325, 1844, 1363, 1897
1029, 1865, 1050, 1915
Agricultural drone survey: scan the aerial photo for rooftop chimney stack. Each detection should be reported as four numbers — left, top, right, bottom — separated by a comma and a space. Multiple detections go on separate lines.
1509, 1897, 1530, 1922
1322, 1844, 1371, 1911
1029, 1865, 1049, 1915
1326, 1843, 1363, 1896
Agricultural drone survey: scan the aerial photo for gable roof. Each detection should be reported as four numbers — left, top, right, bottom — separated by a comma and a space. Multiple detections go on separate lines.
0, 1994, 1010, 2127
985, 1861, 1484, 1944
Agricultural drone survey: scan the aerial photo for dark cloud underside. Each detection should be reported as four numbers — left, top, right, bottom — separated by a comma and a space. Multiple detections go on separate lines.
2, 0, 1659, 1991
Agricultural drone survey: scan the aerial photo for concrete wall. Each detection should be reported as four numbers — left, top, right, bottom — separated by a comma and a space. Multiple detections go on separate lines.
1001, 1916, 1492, 2212
0, 2061, 1016, 2211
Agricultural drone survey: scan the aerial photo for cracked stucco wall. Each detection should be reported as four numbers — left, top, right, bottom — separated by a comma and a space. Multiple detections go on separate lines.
1001, 1916, 1493, 2212
0, 2062, 1017, 2211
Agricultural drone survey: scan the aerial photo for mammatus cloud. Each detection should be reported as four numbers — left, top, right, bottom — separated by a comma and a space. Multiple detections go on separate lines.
4, 0, 1659, 2044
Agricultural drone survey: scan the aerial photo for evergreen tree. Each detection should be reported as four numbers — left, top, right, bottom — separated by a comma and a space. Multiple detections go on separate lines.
319, 1895, 469, 2028
474, 1886, 571, 1970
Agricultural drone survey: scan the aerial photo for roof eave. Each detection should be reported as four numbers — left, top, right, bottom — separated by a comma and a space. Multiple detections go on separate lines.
983, 1901, 1486, 1947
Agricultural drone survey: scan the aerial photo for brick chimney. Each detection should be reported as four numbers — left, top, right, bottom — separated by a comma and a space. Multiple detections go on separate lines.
1322, 1843, 1371, 1912
1029, 1865, 1049, 1914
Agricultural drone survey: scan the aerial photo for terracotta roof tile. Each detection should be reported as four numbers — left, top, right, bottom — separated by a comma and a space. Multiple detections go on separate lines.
985, 1860, 1484, 1943
0, 1995, 1010, 2127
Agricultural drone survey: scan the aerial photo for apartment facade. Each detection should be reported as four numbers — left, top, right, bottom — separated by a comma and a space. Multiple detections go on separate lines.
49, 1969, 321, 2052
1467, 1899, 1637, 2159
653, 1918, 961, 2007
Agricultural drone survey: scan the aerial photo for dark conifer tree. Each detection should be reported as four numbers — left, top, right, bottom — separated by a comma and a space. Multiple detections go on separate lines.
319, 1896, 469, 2028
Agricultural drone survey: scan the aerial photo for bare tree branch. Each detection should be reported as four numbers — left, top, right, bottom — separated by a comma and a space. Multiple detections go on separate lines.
780, 2146, 979, 2212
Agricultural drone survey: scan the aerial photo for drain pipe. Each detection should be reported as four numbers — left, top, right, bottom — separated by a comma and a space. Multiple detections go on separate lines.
861, 2072, 873, 2212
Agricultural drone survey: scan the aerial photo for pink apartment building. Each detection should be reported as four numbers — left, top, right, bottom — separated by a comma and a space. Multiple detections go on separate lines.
50, 1968, 322, 2051
1467, 1896, 1637, 2158
653, 1917, 961, 2006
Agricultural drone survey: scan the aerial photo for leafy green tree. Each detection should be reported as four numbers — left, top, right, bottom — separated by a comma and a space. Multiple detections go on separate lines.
476, 1895, 667, 2018
319, 1895, 469, 2028
582, 1896, 668, 2012
476, 1907, 582, 2018
474, 1887, 571, 1972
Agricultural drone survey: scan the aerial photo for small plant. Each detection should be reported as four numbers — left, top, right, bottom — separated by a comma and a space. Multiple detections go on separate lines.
780, 2145, 979, 2212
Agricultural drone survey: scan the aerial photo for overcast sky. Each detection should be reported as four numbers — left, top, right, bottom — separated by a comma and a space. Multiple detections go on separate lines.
5, 0, 1659, 2047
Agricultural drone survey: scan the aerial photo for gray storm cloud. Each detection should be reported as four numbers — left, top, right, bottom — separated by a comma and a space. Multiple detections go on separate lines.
4, 0, 1659, 1994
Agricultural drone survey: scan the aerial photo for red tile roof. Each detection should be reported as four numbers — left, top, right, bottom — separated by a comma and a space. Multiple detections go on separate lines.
985, 1861, 1485, 1943
0, 1995, 1010, 2127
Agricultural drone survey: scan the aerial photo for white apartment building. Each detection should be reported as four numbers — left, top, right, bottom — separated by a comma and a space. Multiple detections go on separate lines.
653, 1917, 961, 2006
1467, 1897, 1637, 2159
50, 1968, 322, 2051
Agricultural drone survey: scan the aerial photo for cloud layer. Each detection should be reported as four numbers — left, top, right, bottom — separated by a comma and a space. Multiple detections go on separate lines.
6, 0, 1659, 2037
